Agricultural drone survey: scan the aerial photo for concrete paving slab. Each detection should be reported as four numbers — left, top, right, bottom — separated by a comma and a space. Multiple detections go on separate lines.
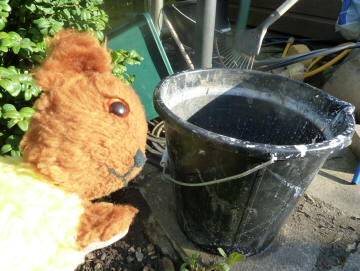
343, 245, 360, 271
307, 148, 360, 217
139, 149, 360, 271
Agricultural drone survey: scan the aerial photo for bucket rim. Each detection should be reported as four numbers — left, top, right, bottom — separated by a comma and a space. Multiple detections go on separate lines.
153, 68, 355, 160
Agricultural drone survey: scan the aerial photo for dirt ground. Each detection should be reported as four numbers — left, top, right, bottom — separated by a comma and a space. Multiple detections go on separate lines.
288, 193, 360, 270
75, 182, 181, 271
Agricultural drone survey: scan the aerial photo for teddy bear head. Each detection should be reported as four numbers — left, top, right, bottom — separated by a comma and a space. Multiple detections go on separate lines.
20, 30, 148, 200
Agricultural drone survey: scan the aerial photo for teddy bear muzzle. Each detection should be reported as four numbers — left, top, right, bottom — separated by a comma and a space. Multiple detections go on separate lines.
108, 149, 146, 187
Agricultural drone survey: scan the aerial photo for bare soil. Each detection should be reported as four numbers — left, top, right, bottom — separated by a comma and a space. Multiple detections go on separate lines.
288, 193, 360, 270
75, 183, 180, 271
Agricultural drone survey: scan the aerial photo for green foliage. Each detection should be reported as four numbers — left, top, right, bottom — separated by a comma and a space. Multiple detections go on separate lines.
180, 248, 245, 271
0, 0, 142, 156
111, 49, 143, 85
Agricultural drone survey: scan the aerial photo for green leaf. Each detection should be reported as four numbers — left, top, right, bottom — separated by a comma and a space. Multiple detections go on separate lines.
3, 110, 21, 119
51, 21, 63, 33
17, 73, 32, 82
180, 263, 190, 271
24, 89, 32, 101
25, 3, 36, 12
8, 32, 21, 44
0, 67, 14, 76
129, 49, 141, 59
214, 262, 230, 271
7, 66, 16, 72
226, 253, 245, 265
0, 12, 9, 18
0, 32, 8, 39
81, 10, 91, 20
31, 53, 43, 63
6, 135, 21, 147
124, 58, 141, 65
19, 107, 34, 118
20, 38, 34, 49
42, 7, 54, 15
125, 74, 135, 84
0, 18, 6, 31
0, 3, 11, 12
10, 150, 21, 157
34, 18, 50, 33
48, 28, 55, 36
95, 31, 104, 41
1, 144, 11, 154
39, 28, 48, 35
0, 37, 11, 47
17, 119, 29, 131
217, 248, 228, 259
3, 104, 16, 112
28, 27, 42, 42
63, 9, 71, 19
112, 65, 126, 75
0, 78, 21, 96
12, 45, 20, 54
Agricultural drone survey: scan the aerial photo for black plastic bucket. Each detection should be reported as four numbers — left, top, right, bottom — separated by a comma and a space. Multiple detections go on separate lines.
153, 69, 355, 256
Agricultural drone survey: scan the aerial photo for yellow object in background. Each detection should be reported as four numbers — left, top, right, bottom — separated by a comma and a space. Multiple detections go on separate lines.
281, 37, 294, 57
287, 44, 312, 67
304, 42, 354, 79
304, 49, 352, 79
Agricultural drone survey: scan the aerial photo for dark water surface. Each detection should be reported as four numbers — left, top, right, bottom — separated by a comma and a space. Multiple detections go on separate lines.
174, 95, 326, 146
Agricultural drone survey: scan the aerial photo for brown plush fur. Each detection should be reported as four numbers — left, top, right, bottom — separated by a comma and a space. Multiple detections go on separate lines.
20, 30, 148, 200
20, 30, 148, 249
77, 202, 138, 249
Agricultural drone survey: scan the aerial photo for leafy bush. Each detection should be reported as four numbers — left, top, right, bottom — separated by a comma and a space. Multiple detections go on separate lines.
0, 0, 142, 156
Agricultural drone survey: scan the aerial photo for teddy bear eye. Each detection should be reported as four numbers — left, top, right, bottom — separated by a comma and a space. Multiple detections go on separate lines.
108, 98, 130, 117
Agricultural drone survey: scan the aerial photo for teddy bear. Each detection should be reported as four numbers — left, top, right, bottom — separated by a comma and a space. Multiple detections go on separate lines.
0, 30, 148, 271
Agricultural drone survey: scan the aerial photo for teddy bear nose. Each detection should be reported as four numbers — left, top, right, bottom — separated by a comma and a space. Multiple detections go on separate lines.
108, 149, 146, 187
134, 149, 146, 168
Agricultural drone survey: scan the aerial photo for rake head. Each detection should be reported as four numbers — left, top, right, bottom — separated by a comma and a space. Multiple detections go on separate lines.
220, 0, 300, 70
215, 34, 257, 70
232, 25, 268, 69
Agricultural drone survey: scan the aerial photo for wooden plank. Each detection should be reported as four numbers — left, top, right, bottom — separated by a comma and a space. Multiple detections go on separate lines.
228, 0, 342, 20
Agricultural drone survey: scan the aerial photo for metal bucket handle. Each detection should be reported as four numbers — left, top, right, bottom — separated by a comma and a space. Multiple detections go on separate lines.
160, 148, 276, 187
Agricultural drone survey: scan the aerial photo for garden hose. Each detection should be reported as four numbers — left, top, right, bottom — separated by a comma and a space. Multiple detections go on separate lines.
146, 118, 166, 156
306, 42, 353, 71
281, 37, 294, 57
256, 42, 360, 71
306, 55, 325, 71
304, 42, 354, 78
304, 48, 352, 78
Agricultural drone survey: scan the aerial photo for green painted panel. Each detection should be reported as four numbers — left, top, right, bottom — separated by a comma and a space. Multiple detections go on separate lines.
107, 13, 173, 121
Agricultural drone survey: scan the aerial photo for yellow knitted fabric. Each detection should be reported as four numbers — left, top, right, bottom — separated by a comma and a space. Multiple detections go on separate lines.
0, 156, 85, 271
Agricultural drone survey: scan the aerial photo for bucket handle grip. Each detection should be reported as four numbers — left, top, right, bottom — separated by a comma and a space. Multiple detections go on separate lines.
160, 149, 276, 187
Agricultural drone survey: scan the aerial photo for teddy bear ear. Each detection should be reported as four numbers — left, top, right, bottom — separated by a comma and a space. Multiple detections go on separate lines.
33, 29, 112, 91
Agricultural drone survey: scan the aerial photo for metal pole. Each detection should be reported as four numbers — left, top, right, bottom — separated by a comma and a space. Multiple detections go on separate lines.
151, 0, 164, 34
163, 14, 195, 70
194, 0, 217, 68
